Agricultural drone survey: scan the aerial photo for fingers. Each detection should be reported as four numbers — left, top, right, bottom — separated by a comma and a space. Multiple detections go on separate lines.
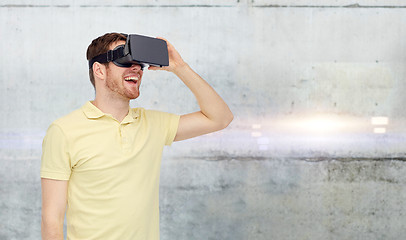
156, 37, 174, 49
148, 66, 160, 71
148, 65, 169, 71
156, 37, 168, 43
151, 37, 182, 72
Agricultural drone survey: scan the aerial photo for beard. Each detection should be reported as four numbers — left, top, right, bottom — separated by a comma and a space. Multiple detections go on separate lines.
105, 71, 140, 100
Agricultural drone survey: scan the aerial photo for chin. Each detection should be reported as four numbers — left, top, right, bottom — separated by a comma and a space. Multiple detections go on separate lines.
129, 93, 140, 100
124, 89, 140, 100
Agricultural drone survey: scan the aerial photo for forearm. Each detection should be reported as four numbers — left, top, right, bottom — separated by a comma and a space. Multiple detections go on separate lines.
173, 64, 233, 126
41, 216, 64, 240
41, 178, 67, 240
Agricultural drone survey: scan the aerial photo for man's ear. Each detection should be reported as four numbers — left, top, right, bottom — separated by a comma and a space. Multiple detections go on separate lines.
93, 62, 107, 81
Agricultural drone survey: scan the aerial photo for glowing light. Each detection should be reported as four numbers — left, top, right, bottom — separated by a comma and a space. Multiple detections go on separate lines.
371, 117, 389, 125
252, 124, 262, 129
251, 132, 262, 137
374, 128, 386, 134
288, 116, 347, 133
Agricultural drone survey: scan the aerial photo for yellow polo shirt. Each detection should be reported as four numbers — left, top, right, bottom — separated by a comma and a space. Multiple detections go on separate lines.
41, 101, 179, 240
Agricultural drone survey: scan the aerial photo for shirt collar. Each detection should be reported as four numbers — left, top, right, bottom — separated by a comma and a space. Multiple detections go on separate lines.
82, 101, 139, 123
82, 101, 104, 119
122, 108, 139, 124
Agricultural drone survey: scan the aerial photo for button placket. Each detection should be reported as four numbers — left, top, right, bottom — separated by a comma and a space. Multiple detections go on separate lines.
120, 123, 131, 153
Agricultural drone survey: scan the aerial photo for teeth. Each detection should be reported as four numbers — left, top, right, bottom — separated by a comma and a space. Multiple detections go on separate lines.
124, 76, 139, 81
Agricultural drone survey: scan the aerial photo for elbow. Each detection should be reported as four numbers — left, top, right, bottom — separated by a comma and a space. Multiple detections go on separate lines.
226, 112, 234, 127
41, 213, 65, 237
219, 111, 234, 130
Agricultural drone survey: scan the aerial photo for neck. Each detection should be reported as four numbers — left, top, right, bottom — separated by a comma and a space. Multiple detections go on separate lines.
92, 94, 130, 122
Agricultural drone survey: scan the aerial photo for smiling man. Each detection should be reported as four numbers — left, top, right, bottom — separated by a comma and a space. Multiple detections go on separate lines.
40, 32, 233, 240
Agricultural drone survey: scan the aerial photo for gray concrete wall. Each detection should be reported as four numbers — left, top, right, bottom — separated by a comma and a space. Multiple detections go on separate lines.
1, 1, 406, 239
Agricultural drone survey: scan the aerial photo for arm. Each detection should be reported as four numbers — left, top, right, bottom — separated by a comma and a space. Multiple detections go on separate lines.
149, 38, 233, 141
41, 178, 68, 240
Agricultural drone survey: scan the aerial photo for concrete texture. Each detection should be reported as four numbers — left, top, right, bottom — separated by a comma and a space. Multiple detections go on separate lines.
160, 158, 406, 240
1, 0, 406, 239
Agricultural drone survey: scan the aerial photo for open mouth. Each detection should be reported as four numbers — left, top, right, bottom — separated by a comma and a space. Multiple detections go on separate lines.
124, 76, 139, 82
124, 75, 141, 85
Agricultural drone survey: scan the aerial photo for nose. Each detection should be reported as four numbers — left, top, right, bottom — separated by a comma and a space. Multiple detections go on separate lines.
131, 63, 142, 71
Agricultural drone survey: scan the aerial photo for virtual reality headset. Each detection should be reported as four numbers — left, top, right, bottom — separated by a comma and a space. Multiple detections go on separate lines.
88, 33, 169, 70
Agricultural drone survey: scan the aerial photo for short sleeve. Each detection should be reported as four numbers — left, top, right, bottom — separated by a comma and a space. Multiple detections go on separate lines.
164, 113, 180, 146
40, 124, 72, 180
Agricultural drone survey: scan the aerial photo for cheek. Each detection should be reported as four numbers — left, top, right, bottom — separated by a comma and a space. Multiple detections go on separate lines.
106, 70, 123, 85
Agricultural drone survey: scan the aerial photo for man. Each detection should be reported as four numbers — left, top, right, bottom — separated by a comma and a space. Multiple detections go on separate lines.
40, 32, 233, 240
